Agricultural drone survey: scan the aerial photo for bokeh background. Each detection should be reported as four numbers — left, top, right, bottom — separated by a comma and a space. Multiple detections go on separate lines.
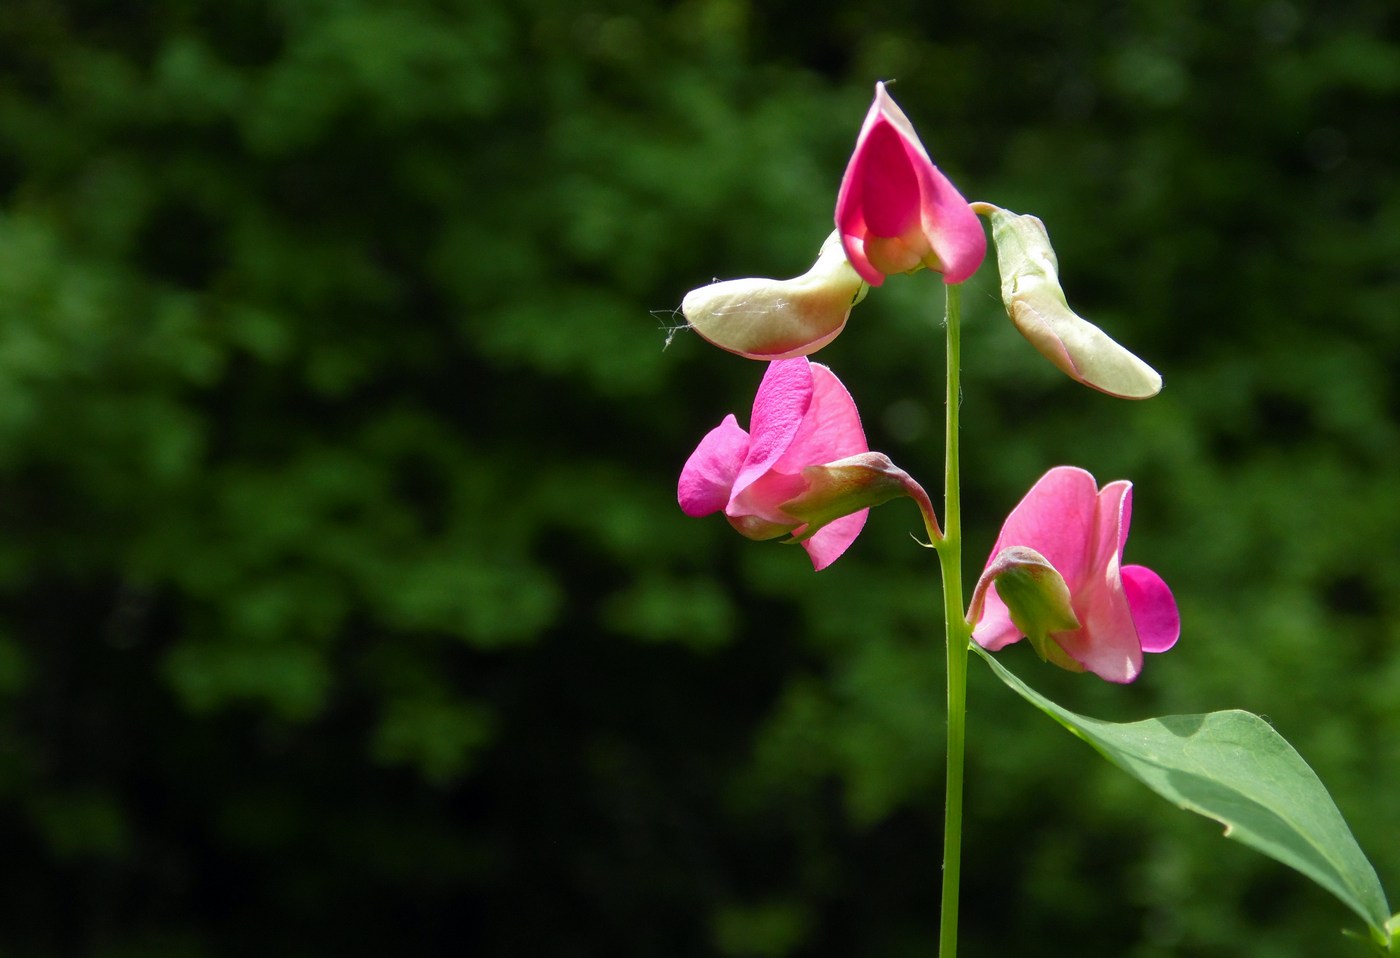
2, 1, 1398, 955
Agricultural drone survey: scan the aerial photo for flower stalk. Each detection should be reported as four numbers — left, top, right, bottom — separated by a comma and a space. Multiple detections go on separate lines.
932, 282, 970, 958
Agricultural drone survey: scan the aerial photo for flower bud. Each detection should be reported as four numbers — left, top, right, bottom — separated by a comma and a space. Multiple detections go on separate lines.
681, 231, 867, 361
979, 204, 1162, 400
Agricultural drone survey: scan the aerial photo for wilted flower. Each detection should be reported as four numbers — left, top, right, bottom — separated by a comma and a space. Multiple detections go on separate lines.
682, 231, 867, 360
978, 203, 1162, 399
967, 466, 1179, 683
678, 358, 933, 570
835, 82, 986, 286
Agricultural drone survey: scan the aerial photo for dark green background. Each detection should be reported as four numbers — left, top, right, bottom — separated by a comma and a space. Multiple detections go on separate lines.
1, 1, 1397, 955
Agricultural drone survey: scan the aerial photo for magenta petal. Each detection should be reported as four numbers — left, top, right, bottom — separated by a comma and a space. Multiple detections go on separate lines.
678, 414, 750, 517
730, 362, 868, 527
1058, 481, 1142, 682
732, 359, 813, 496
972, 467, 1101, 654
800, 509, 867, 571
1123, 564, 1180, 653
836, 92, 911, 287
916, 162, 987, 284
836, 91, 885, 286
838, 232, 882, 287
836, 82, 984, 285
852, 121, 920, 237
772, 362, 868, 473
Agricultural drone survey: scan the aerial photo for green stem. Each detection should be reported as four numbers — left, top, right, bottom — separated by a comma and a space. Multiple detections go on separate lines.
934, 282, 970, 958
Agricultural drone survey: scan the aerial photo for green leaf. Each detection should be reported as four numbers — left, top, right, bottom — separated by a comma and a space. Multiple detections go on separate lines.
973, 644, 1392, 942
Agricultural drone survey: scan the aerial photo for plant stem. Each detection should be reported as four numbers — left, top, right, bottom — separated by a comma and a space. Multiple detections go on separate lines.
934, 281, 970, 958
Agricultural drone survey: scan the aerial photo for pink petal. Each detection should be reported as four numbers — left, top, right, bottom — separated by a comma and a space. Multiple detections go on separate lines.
1057, 571, 1142, 683
971, 467, 1098, 652
1098, 480, 1133, 560
915, 161, 987, 284
974, 467, 1103, 655
1123, 564, 1180, 653
1084, 480, 1133, 602
836, 230, 881, 287
835, 88, 889, 285
848, 120, 920, 238
868, 83, 926, 159
728, 470, 808, 524
677, 414, 750, 517
1053, 479, 1142, 682
732, 359, 813, 497
772, 363, 868, 472
836, 83, 985, 286
986, 467, 1100, 593
730, 362, 868, 525
970, 587, 1021, 651
836, 84, 923, 287
800, 510, 868, 571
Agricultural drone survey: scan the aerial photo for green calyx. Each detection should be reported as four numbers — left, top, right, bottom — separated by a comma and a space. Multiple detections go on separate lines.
982, 546, 1083, 672
780, 452, 938, 543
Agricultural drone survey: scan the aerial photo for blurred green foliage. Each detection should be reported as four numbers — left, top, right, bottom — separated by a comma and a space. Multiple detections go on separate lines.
1, 0, 1398, 955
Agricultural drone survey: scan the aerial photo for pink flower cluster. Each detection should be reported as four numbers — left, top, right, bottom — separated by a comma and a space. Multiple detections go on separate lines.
676, 85, 1179, 680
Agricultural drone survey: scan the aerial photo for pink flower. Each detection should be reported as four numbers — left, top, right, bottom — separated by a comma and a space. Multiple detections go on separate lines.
678, 359, 931, 570
968, 466, 1180, 683
835, 82, 986, 286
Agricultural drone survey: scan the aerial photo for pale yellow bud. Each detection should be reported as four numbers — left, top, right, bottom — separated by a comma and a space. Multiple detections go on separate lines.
979, 204, 1163, 400
682, 231, 868, 361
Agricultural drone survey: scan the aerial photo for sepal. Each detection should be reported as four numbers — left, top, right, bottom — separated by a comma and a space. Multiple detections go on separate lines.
968, 546, 1082, 671
780, 452, 939, 543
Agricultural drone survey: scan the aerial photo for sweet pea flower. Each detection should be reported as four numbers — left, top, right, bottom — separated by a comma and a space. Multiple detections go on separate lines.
976, 203, 1162, 399
678, 358, 934, 570
682, 231, 868, 360
967, 466, 1179, 683
836, 82, 986, 286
